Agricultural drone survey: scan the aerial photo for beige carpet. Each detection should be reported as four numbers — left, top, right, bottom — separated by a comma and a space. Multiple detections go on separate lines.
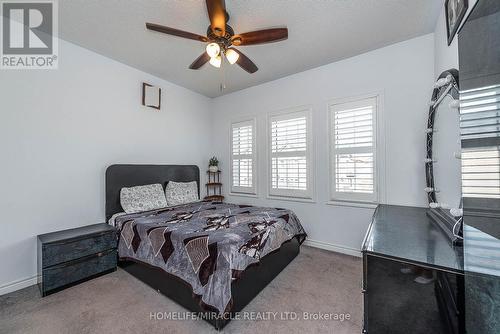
0, 246, 362, 334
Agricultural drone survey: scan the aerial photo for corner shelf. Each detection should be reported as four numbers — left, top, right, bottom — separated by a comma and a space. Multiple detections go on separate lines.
204, 170, 224, 202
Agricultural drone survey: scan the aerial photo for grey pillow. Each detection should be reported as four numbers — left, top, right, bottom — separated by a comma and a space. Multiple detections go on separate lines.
165, 181, 199, 206
120, 184, 168, 214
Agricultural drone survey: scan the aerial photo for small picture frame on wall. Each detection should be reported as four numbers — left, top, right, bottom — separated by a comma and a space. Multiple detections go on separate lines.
445, 0, 468, 46
142, 83, 161, 110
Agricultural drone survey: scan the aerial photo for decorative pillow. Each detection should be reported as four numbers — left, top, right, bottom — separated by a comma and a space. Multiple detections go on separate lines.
165, 181, 199, 206
120, 184, 168, 214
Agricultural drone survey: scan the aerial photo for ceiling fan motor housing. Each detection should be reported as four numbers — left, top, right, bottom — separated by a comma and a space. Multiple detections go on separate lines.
207, 24, 235, 50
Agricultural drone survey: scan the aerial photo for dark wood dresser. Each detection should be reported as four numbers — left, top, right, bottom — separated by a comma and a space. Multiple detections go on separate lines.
37, 223, 117, 296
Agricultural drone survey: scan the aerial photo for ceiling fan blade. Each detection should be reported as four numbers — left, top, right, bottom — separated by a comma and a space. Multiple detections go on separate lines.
206, 0, 226, 36
232, 28, 288, 46
233, 48, 258, 74
146, 23, 208, 42
189, 52, 211, 70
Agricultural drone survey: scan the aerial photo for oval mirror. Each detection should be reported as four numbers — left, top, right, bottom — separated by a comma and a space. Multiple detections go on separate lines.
425, 69, 463, 244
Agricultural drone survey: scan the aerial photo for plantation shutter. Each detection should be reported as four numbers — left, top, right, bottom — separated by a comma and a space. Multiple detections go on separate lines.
270, 110, 311, 198
330, 97, 377, 202
460, 84, 500, 201
231, 120, 256, 194
462, 147, 500, 199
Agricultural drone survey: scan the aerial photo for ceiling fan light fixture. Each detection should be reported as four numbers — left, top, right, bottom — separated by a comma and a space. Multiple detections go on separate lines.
225, 48, 239, 65
209, 55, 222, 68
206, 42, 220, 58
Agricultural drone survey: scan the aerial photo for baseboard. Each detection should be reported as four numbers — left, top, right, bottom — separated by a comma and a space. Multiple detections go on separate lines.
0, 275, 37, 296
303, 239, 362, 258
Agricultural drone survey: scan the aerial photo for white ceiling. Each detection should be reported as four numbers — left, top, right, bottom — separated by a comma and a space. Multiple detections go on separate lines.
59, 0, 441, 98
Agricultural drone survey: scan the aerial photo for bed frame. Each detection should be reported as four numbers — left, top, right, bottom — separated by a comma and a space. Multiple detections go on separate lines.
105, 164, 301, 330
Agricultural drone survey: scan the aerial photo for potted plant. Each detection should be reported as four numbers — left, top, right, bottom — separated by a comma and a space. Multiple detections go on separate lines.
208, 156, 219, 172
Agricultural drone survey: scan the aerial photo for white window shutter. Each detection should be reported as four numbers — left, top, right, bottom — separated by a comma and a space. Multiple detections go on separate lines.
330, 97, 378, 203
460, 85, 500, 142
461, 84, 500, 199
462, 147, 500, 199
269, 109, 312, 199
231, 120, 256, 194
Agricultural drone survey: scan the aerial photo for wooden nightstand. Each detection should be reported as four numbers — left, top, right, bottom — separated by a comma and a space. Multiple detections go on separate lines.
37, 223, 117, 296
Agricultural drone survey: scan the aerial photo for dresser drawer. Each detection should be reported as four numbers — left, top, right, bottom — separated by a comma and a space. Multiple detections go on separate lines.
42, 231, 116, 268
42, 249, 117, 294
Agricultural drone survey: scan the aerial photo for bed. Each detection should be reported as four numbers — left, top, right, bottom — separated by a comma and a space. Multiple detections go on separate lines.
105, 164, 306, 330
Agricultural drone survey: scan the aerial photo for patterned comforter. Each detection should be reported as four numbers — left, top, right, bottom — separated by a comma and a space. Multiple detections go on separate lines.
111, 201, 306, 314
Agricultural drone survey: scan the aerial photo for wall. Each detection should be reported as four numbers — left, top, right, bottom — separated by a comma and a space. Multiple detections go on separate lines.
211, 34, 435, 255
434, 5, 459, 77
0, 39, 212, 293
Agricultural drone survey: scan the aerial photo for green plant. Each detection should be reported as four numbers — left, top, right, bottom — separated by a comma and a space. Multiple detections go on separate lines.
209, 156, 219, 167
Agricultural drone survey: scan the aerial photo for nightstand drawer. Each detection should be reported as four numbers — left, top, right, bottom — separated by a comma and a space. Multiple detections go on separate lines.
42, 231, 116, 268
42, 249, 117, 294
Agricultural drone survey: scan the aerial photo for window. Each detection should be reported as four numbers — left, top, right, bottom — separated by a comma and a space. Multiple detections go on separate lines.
460, 84, 500, 200
269, 108, 312, 199
330, 97, 378, 203
462, 147, 500, 199
460, 84, 500, 142
231, 119, 256, 194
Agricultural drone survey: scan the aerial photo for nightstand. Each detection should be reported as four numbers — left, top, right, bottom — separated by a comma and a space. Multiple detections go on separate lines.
37, 223, 117, 296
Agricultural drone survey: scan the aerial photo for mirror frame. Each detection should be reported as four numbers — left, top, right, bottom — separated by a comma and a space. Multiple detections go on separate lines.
425, 69, 463, 246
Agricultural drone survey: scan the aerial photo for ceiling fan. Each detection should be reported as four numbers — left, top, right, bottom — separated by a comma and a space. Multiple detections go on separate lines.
145, 0, 288, 74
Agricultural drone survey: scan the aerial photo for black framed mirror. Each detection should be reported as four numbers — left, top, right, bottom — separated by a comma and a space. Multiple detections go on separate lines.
425, 69, 463, 245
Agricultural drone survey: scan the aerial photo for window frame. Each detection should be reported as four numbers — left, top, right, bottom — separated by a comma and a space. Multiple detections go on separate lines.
230, 118, 257, 195
267, 106, 314, 200
328, 94, 381, 205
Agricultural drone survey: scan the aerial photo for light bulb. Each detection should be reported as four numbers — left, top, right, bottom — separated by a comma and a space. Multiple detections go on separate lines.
225, 48, 240, 65
206, 43, 220, 58
449, 100, 460, 109
434, 78, 447, 88
209, 55, 221, 68
450, 208, 463, 217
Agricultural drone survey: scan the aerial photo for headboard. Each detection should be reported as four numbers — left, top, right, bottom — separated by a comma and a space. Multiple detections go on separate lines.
105, 164, 200, 220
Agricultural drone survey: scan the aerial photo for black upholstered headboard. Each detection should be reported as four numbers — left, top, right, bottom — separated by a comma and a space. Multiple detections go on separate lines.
105, 164, 200, 220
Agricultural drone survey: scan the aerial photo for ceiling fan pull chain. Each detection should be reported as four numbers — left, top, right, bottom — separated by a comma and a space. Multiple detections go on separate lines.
220, 57, 227, 93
